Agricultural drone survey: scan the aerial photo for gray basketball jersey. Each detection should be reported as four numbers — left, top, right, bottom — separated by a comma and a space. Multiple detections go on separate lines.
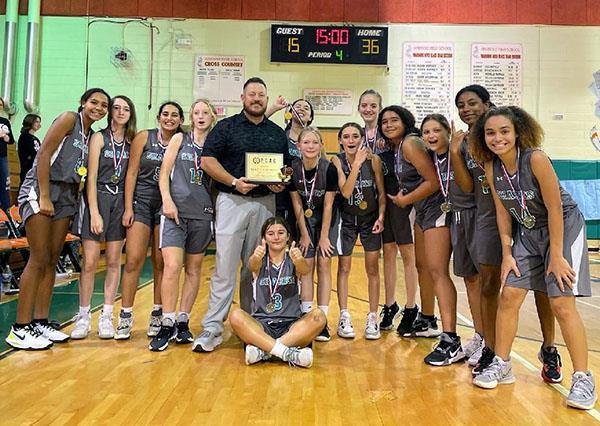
97, 129, 130, 192
394, 137, 424, 195
252, 254, 301, 321
168, 132, 213, 220
338, 152, 378, 216
29, 112, 91, 184
135, 128, 166, 200
286, 136, 301, 159
364, 127, 388, 155
492, 148, 577, 229
447, 142, 476, 211
291, 157, 330, 213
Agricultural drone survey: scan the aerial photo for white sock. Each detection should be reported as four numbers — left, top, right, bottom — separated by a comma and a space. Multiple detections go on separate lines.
79, 305, 90, 316
153, 304, 163, 312
301, 301, 313, 313
103, 304, 114, 316
177, 312, 189, 323
340, 308, 349, 315
318, 305, 329, 316
270, 339, 288, 359
162, 312, 176, 326
122, 307, 133, 314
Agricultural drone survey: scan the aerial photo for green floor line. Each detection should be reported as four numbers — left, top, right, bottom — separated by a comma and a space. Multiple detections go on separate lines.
0, 258, 155, 355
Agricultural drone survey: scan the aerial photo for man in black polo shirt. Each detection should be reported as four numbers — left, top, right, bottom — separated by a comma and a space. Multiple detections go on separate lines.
193, 77, 290, 352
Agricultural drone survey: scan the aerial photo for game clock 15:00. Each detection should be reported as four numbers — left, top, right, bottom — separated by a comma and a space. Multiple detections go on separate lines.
270, 24, 388, 65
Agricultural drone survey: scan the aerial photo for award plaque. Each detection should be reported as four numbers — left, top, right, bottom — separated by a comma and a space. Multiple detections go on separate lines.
245, 152, 292, 184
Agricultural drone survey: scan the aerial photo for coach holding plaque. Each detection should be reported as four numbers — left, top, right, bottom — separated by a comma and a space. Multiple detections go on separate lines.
194, 77, 291, 353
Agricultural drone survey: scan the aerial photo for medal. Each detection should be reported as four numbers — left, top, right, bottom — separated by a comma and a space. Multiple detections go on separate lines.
359, 200, 368, 210
284, 111, 293, 121
110, 174, 120, 184
523, 213, 536, 229
481, 175, 490, 190
109, 130, 127, 185
304, 208, 313, 218
346, 156, 366, 210
194, 174, 202, 184
440, 200, 451, 213
301, 161, 319, 216
265, 302, 276, 314
75, 113, 92, 180
77, 166, 87, 177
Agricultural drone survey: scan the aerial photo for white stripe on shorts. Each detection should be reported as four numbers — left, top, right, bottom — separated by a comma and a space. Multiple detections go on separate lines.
26, 184, 40, 214
335, 216, 343, 254
158, 215, 166, 249
570, 225, 585, 296
435, 211, 447, 228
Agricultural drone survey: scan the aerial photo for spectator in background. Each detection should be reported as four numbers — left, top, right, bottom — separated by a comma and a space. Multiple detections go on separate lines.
18, 114, 42, 190
0, 97, 16, 211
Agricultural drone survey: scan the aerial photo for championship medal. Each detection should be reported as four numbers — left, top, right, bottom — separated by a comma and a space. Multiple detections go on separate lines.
77, 166, 87, 177
304, 208, 313, 218
358, 200, 368, 210
440, 201, 451, 213
284, 111, 293, 121
194, 174, 202, 184
522, 214, 536, 229
265, 302, 276, 314
110, 174, 120, 184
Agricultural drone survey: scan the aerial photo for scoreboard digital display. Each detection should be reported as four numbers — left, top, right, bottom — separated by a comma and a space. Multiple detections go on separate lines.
270, 24, 388, 65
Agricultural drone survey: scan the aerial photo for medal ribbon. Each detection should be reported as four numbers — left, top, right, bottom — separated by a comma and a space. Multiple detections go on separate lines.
301, 161, 319, 209
191, 132, 202, 177
433, 151, 451, 199
266, 253, 287, 302
290, 106, 306, 129
364, 126, 377, 151
78, 112, 92, 167
109, 130, 126, 177
345, 156, 363, 204
500, 147, 531, 219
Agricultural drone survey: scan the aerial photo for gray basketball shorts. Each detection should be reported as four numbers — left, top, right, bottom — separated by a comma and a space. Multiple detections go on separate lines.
336, 210, 382, 256
133, 195, 162, 228
450, 208, 479, 278
18, 178, 79, 225
382, 202, 414, 245
475, 213, 502, 266
415, 202, 451, 231
75, 189, 125, 242
302, 209, 340, 259
505, 209, 591, 297
159, 215, 213, 254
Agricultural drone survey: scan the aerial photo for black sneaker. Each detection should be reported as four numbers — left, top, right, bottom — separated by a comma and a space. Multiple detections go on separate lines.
472, 346, 495, 376
424, 333, 466, 366
412, 314, 442, 338
175, 320, 194, 344
379, 302, 400, 331
396, 305, 419, 336
148, 324, 176, 352
538, 345, 563, 383
315, 324, 331, 342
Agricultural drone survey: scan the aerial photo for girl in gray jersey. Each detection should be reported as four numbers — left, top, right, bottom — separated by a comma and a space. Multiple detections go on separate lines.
380, 106, 465, 367
115, 101, 184, 340
451, 85, 560, 380
149, 99, 216, 352
470, 106, 596, 410
422, 114, 485, 368
71, 95, 135, 341
289, 127, 339, 342
331, 123, 386, 341
5, 88, 110, 351
229, 217, 326, 368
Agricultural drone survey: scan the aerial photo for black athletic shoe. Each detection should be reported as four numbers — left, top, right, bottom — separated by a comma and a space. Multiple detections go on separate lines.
472, 346, 495, 376
175, 320, 194, 344
412, 315, 442, 338
396, 305, 419, 336
538, 345, 563, 383
148, 325, 176, 352
379, 302, 400, 331
424, 333, 466, 366
315, 325, 331, 342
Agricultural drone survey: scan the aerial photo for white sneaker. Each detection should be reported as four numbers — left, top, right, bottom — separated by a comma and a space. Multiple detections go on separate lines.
245, 344, 272, 365
98, 312, 115, 339
365, 312, 381, 340
337, 311, 356, 339
462, 332, 484, 363
114, 312, 134, 340
147, 309, 162, 337
282, 346, 313, 368
5, 324, 53, 350
34, 321, 70, 343
70, 314, 91, 340
192, 330, 223, 352
468, 340, 485, 366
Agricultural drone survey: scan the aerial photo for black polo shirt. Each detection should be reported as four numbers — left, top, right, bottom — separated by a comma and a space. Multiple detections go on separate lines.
203, 111, 290, 197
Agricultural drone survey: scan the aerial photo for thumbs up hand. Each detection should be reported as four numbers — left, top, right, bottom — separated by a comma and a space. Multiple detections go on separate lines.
289, 240, 303, 264
253, 238, 267, 260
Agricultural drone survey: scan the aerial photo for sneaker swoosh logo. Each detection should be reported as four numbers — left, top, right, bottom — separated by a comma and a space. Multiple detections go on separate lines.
13, 331, 26, 340
450, 348, 461, 358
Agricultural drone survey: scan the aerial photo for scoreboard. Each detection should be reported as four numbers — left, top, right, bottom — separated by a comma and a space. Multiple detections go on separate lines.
270, 24, 388, 65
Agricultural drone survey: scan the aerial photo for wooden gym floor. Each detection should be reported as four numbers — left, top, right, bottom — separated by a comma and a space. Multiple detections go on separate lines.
0, 250, 599, 425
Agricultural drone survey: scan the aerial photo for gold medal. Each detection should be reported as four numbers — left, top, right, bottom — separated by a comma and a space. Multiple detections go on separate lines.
77, 166, 87, 177
358, 200, 368, 210
194, 174, 202, 184
522, 214, 536, 229
481, 176, 490, 190
284, 111, 293, 121
110, 174, 120, 184
265, 302, 276, 314
440, 201, 451, 213
304, 208, 313, 218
